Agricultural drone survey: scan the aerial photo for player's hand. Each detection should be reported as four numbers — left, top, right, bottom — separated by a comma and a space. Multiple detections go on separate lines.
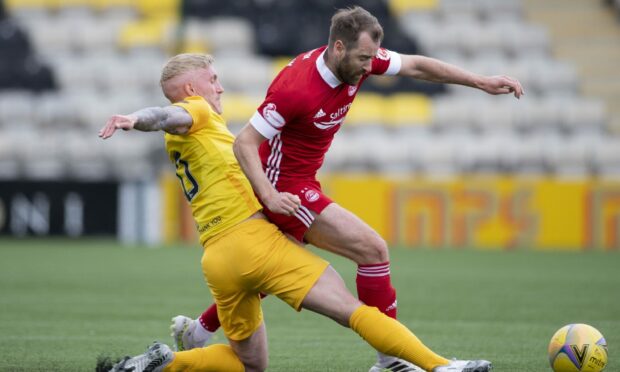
98, 114, 137, 139
263, 192, 301, 216
480, 75, 524, 99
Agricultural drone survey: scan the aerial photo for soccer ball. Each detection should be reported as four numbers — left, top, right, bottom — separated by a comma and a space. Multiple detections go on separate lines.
548, 324, 608, 372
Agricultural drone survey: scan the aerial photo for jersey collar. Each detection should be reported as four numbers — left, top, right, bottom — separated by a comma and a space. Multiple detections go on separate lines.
315, 49, 342, 88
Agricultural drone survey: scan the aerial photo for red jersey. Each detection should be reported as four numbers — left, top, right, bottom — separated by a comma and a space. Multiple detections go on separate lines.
250, 46, 401, 186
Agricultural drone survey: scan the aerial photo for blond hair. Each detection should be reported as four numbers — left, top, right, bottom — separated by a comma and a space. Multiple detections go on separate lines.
160, 53, 215, 87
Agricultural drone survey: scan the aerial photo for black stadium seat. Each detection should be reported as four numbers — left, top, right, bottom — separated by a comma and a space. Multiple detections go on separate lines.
0, 19, 56, 91
0, 20, 31, 60
182, 0, 257, 19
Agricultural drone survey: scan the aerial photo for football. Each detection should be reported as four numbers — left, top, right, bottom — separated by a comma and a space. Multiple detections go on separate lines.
548, 324, 608, 372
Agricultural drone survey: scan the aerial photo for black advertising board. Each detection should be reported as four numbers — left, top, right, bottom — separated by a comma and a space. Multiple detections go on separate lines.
0, 181, 117, 237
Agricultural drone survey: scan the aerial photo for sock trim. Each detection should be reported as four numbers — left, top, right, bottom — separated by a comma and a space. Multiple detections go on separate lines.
357, 263, 390, 277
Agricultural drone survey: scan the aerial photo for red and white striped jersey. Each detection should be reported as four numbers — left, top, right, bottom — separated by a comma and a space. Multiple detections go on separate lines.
249, 45, 401, 185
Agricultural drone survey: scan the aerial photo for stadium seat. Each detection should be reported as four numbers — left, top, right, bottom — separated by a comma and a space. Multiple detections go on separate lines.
4, 0, 55, 11
561, 99, 607, 134
545, 134, 600, 177
431, 97, 472, 132
118, 18, 171, 52
19, 130, 67, 180
407, 131, 460, 175
0, 91, 34, 125
254, 12, 301, 57
221, 94, 262, 126
478, 0, 523, 20
384, 93, 432, 127
200, 17, 255, 57
592, 137, 620, 176
512, 135, 547, 174
368, 129, 413, 173
136, 0, 180, 20
379, 18, 419, 55
346, 93, 385, 127
33, 91, 79, 128
216, 55, 272, 94
438, 0, 478, 20
335, 0, 391, 20
388, 0, 438, 16
0, 19, 30, 60
181, 0, 255, 20
104, 132, 160, 181
458, 132, 506, 172
63, 133, 112, 180
72, 17, 121, 53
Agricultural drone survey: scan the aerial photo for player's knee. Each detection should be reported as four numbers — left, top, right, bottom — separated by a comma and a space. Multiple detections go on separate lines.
241, 355, 268, 372
358, 236, 389, 264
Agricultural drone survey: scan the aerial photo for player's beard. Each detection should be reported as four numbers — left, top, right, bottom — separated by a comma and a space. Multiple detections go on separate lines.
336, 55, 364, 86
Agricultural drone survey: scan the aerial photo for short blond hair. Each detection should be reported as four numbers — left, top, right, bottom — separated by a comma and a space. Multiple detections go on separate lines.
160, 53, 215, 87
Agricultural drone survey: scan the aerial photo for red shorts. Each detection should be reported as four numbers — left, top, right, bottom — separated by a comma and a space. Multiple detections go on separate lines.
262, 180, 333, 242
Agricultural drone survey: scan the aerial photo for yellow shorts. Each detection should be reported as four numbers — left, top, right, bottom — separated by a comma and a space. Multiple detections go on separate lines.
201, 218, 329, 341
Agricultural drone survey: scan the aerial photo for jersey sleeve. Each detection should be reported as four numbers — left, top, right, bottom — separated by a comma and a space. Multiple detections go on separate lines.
173, 96, 212, 135
250, 87, 299, 140
371, 48, 402, 76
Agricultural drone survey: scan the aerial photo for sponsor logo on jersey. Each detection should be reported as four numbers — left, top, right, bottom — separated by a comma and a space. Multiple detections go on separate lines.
376, 48, 389, 61
313, 117, 345, 130
304, 189, 320, 202
330, 102, 352, 119
348, 85, 358, 96
313, 103, 352, 130
314, 109, 326, 119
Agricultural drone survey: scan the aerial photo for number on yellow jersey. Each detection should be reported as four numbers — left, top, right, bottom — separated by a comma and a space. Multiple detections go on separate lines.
173, 151, 198, 201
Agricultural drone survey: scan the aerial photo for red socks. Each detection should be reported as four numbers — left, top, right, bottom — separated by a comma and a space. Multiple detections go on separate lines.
198, 303, 220, 332
356, 262, 397, 319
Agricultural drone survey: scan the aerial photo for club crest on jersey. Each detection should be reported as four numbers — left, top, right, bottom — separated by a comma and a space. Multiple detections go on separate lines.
304, 189, 320, 202
348, 85, 358, 96
376, 48, 389, 61
262, 103, 285, 128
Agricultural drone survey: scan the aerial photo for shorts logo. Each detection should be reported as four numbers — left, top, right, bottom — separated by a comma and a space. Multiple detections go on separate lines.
304, 189, 320, 203
376, 48, 389, 61
348, 85, 358, 96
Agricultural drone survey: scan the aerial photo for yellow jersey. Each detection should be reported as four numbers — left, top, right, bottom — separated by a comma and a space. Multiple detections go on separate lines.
165, 96, 262, 244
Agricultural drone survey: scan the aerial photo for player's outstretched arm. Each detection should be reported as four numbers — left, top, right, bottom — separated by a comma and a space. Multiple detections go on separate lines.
98, 106, 193, 139
234, 123, 300, 216
398, 54, 524, 98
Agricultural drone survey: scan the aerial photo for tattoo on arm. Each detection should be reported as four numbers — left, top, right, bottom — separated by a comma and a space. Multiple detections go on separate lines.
131, 106, 193, 134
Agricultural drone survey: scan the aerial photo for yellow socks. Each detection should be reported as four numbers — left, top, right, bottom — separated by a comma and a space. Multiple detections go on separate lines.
163, 306, 449, 371
349, 305, 449, 371
163, 344, 244, 372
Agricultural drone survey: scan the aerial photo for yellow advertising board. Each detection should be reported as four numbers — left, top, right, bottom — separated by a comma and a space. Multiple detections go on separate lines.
320, 174, 620, 251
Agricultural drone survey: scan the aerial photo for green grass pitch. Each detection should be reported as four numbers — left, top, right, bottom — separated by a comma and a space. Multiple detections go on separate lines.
0, 239, 618, 371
